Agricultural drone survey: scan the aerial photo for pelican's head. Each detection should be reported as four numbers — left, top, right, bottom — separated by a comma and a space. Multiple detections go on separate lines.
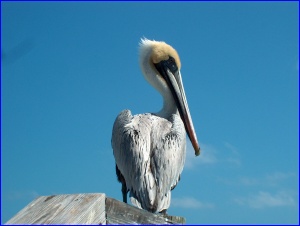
139, 38, 200, 156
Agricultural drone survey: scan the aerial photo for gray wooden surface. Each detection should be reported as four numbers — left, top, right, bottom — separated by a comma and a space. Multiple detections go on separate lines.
5, 193, 106, 224
106, 197, 185, 224
6, 193, 185, 225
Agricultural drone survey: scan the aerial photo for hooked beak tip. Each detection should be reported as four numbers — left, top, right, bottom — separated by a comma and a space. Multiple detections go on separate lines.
195, 147, 200, 156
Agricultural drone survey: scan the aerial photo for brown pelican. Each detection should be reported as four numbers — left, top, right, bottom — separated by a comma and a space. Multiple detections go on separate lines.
111, 38, 200, 214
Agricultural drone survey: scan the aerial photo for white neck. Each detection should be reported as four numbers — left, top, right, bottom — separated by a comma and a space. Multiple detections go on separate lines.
139, 39, 178, 119
157, 91, 178, 119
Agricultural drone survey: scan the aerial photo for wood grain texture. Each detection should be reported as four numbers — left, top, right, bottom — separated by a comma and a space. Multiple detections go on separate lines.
5, 193, 185, 225
5, 193, 106, 224
105, 197, 185, 224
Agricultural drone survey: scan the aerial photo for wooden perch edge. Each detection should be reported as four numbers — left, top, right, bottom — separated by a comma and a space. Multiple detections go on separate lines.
5, 193, 186, 225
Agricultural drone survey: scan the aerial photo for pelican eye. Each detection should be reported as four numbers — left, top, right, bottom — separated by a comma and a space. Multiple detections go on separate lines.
165, 56, 178, 74
153, 56, 178, 78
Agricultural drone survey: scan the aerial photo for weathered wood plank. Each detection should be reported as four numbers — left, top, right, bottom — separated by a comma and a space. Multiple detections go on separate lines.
105, 197, 185, 224
6, 193, 185, 225
6, 193, 106, 224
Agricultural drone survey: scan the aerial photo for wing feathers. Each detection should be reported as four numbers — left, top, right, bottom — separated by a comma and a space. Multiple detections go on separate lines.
112, 110, 186, 212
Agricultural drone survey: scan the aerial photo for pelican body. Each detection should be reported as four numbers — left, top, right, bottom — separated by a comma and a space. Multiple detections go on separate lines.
112, 38, 200, 213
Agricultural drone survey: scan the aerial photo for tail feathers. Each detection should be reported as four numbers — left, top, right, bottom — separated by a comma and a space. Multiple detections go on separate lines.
129, 193, 142, 209
157, 191, 171, 213
129, 190, 171, 213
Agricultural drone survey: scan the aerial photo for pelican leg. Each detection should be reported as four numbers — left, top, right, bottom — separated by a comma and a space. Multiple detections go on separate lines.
116, 164, 128, 203
121, 183, 128, 203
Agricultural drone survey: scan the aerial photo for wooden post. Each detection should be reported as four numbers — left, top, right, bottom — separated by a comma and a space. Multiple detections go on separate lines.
5, 193, 185, 224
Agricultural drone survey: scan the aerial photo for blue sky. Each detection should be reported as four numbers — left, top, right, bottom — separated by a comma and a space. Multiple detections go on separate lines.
1, 2, 298, 224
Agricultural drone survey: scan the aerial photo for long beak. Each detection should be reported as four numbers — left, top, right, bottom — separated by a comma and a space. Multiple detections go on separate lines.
154, 60, 200, 156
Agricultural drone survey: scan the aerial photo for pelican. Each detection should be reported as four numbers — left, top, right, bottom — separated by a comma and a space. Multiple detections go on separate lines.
111, 38, 200, 214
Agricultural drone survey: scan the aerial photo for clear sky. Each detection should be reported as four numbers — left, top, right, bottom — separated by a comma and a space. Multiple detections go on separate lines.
1, 1, 299, 224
